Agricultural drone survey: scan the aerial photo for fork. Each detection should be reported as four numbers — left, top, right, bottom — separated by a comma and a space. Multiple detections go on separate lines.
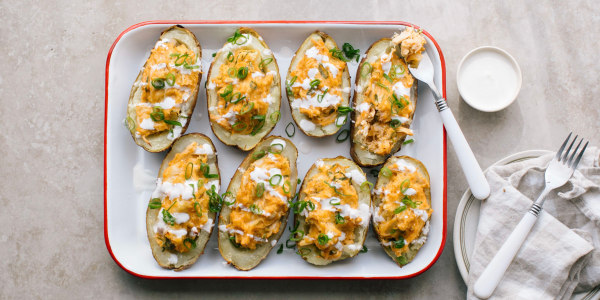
473, 133, 589, 299
408, 53, 490, 200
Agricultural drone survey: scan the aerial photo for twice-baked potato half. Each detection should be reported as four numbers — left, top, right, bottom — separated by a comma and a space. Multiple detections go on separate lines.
146, 133, 220, 271
350, 38, 417, 167
218, 136, 298, 270
286, 31, 351, 137
372, 156, 432, 267
293, 157, 371, 265
126, 25, 202, 152
207, 28, 281, 151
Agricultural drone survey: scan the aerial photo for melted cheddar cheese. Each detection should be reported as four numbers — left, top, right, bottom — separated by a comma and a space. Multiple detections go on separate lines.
297, 163, 364, 260
134, 40, 201, 143
151, 142, 217, 253
373, 161, 432, 261
209, 46, 275, 136
288, 37, 347, 127
354, 49, 414, 156
225, 151, 291, 249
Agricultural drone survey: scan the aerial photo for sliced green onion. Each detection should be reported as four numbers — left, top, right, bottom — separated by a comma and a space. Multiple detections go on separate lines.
193, 201, 202, 217
382, 73, 393, 83
361, 62, 373, 78
185, 162, 194, 180
269, 174, 283, 186
174, 53, 189, 66
259, 58, 273, 71
255, 182, 265, 198
400, 179, 410, 193
390, 64, 405, 78
269, 111, 281, 123
207, 185, 222, 212
376, 81, 390, 91
317, 88, 329, 103
150, 106, 165, 122
396, 255, 408, 265
183, 237, 197, 250
249, 81, 257, 90
240, 102, 254, 115
380, 167, 392, 177
334, 212, 345, 224
250, 204, 262, 215
336, 129, 350, 143
151, 78, 165, 90
285, 239, 296, 248
212, 53, 216, 57
297, 179, 301, 184
165, 73, 176, 86
403, 139, 414, 145
335, 115, 347, 127
360, 181, 373, 191
297, 248, 311, 256
162, 208, 176, 225
286, 76, 297, 97
222, 192, 235, 206
342, 42, 360, 62
219, 84, 233, 98
125, 117, 135, 131
236, 66, 248, 80
394, 206, 407, 214
250, 119, 265, 136
318, 63, 329, 79
285, 122, 296, 137
232, 121, 247, 132
163, 119, 182, 127
229, 235, 241, 248
282, 180, 291, 194
329, 47, 349, 62
227, 51, 234, 62
289, 230, 305, 242
317, 234, 330, 245
170, 53, 180, 57
252, 150, 266, 160
277, 244, 284, 254
360, 245, 368, 253
148, 198, 162, 209
230, 92, 246, 104
200, 162, 219, 179
227, 67, 236, 78
338, 106, 353, 114
308, 79, 321, 92
370, 169, 379, 178
269, 143, 284, 154
402, 196, 418, 208
390, 119, 402, 128
329, 198, 341, 205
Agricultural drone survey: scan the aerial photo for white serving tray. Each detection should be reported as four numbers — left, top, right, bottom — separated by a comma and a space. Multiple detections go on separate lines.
104, 21, 447, 279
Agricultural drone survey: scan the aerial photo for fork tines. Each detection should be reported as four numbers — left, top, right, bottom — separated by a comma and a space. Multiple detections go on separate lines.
556, 132, 589, 169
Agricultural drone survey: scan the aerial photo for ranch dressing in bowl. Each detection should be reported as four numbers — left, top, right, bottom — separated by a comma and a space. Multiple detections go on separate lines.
457, 46, 522, 112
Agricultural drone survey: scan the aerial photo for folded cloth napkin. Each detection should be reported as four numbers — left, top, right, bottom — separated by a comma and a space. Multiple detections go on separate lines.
467, 147, 600, 300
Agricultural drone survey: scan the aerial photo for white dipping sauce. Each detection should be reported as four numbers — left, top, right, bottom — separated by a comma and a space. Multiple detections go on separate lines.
457, 47, 521, 112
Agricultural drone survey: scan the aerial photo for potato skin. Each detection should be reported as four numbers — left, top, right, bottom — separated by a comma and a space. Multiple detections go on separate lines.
206, 27, 281, 151
286, 31, 351, 137
217, 136, 298, 270
146, 133, 219, 271
126, 25, 202, 153
349, 38, 418, 167
371, 155, 431, 267
293, 156, 371, 265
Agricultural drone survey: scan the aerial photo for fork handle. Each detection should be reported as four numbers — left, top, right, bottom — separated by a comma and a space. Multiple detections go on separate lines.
473, 210, 539, 299
438, 105, 490, 199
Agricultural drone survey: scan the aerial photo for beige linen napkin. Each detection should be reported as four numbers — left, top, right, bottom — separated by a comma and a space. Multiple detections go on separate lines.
466, 147, 600, 299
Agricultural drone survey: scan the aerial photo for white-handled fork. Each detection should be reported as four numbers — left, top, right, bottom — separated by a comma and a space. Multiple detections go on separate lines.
408, 53, 490, 200
473, 132, 589, 299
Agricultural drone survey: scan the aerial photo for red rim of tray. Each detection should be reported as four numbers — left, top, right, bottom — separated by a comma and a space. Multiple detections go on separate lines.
104, 20, 448, 280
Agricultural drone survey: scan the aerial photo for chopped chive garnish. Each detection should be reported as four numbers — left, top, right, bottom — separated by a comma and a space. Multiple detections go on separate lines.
403, 139, 414, 145
162, 208, 176, 225
193, 201, 202, 217
207, 185, 222, 212
329, 198, 341, 205
229, 235, 241, 248
390, 119, 402, 128
361, 62, 372, 78
236, 66, 248, 80
212, 53, 216, 57
336, 129, 350, 143
255, 182, 265, 198
277, 244, 284, 254
269, 143, 284, 154
400, 179, 410, 194
200, 163, 218, 179
219, 84, 233, 98
282, 180, 291, 194
317, 88, 329, 103
269, 111, 281, 123
240, 102, 254, 114
297, 179, 301, 184
334, 212, 345, 224
185, 162, 193, 180
342, 42, 360, 62
269, 174, 283, 186
285, 122, 296, 137
250, 119, 265, 136
308, 79, 321, 92
164, 119, 182, 127
230, 92, 246, 104
394, 206, 407, 214
232, 121, 247, 132
393, 239, 406, 249
252, 150, 266, 160
222, 191, 235, 206
360, 181, 373, 191
227, 51, 234, 62
317, 234, 330, 245
148, 198, 161, 209
165, 73, 176, 86
290, 230, 304, 242
380, 167, 392, 177
402, 196, 419, 208
329, 47, 349, 62
382, 73, 393, 83
259, 58, 273, 71
376, 81, 390, 91
150, 106, 165, 122
151, 78, 165, 90
360, 245, 368, 253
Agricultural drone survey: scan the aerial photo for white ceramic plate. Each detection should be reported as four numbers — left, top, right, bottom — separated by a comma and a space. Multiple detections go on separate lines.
105, 21, 447, 279
453, 150, 600, 299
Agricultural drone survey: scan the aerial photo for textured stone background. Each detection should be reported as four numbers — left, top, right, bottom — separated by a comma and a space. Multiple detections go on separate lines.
1, 0, 599, 299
